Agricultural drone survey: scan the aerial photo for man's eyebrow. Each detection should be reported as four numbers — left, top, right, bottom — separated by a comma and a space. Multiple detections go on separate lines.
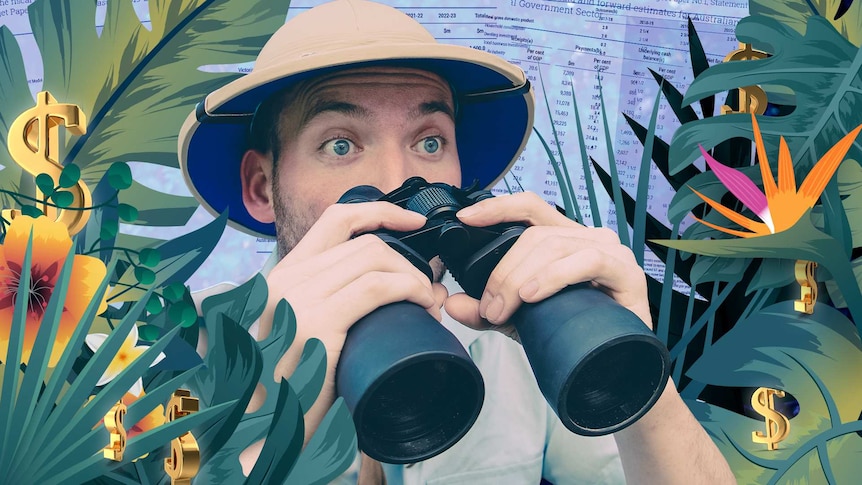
413, 100, 455, 121
300, 100, 370, 129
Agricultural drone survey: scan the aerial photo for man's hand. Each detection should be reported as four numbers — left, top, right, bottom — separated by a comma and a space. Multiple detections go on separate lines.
444, 191, 652, 337
258, 202, 447, 443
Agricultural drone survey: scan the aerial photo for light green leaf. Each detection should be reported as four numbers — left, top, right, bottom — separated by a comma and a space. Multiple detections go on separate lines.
0, 26, 34, 210
118, 180, 198, 227
285, 398, 357, 485
749, 0, 862, 47
653, 210, 862, 328
685, 301, 862, 483
673, 15, 862, 176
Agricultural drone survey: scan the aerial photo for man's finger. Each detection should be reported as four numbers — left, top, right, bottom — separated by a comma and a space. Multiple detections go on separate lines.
456, 191, 582, 228
288, 201, 427, 261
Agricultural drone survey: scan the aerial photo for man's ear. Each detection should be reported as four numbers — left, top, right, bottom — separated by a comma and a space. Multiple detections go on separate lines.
240, 149, 276, 223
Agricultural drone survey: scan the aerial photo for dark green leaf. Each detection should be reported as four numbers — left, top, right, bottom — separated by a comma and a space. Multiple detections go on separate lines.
134, 266, 156, 285
50, 190, 73, 208
35, 173, 55, 196
20, 206, 43, 218
163, 282, 187, 303
245, 380, 305, 484
190, 313, 263, 479
107, 162, 132, 190
690, 256, 750, 285
145, 293, 164, 315
289, 339, 327, 413
117, 203, 138, 222
168, 301, 198, 328
58, 164, 81, 188
0, 232, 33, 472
746, 259, 796, 295
686, 18, 715, 118
138, 324, 161, 342
285, 398, 357, 485
100, 217, 118, 239
674, 15, 862, 174
108, 211, 228, 303
656, 211, 862, 330
138, 247, 161, 267
195, 299, 295, 483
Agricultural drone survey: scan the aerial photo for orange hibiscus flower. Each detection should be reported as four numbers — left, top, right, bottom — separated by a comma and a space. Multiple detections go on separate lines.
0, 215, 108, 366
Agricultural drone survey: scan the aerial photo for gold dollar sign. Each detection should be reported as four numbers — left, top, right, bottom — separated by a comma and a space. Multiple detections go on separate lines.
103, 401, 127, 461
720, 43, 769, 116
165, 389, 200, 485
794, 260, 818, 314
751, 387, 791, 450
6, 91, 91, 234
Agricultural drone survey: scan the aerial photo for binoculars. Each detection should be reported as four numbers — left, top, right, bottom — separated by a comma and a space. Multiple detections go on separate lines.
335, 177, 670, 464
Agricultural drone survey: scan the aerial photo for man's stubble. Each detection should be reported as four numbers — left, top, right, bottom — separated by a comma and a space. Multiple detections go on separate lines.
271, 175, 447, 283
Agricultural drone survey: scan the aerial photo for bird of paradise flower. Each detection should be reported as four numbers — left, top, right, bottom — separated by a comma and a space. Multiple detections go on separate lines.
0, 215, 108, 366
688, 114, 862, 238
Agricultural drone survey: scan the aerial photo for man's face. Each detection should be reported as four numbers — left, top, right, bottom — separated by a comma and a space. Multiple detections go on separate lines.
263, 67, 462, 255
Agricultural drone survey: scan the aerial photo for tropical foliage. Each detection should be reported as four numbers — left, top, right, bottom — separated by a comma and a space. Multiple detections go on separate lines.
537, 1, 862, 483
1, 0, 357, 483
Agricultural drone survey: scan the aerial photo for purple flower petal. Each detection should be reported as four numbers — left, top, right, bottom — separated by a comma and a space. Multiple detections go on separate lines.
699, 145, 773, 230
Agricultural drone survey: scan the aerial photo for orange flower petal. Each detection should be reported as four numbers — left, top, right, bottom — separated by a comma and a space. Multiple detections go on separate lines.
776, 136, 796, 195
4, 216, 71, 273
751, 114, 778, 199
798, 123, 862, 205
64, 254, 109, 318
692, 216, 762, 238
689, 186, 772, 235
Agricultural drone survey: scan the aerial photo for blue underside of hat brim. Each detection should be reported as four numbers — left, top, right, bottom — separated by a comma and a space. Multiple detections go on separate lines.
186, 58, 531, 238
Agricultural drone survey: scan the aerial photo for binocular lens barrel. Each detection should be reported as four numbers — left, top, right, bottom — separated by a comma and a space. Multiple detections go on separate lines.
336, 302, 485, 464
512, 283, 670, 434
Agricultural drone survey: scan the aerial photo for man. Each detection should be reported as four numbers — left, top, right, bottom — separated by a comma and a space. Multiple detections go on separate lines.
179, 0, 736, 483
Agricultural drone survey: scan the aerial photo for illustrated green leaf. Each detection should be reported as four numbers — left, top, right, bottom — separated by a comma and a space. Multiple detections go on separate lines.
244, 380, 305, 484
191, 312, 264, 483
50, 190, 73, 208
654, 211, 862, 328
108, 211, 227, 303
35, 173, 55, 196
289, 339, 327, 414
201, 273, 269, 332
285, 398, 357, 485
690, 255, 750, 285
138, 247, 161, 268
106, 161, 133, 191
195, 298, 295, 483
673, 15, 862, 175
0, 232, 34, 471
163, 282, 187, 303
746, 259, 797, 295
750, 0, 862, 47
134, 266, 156, 285
168, 300, 198, 328
0, 26, 34, 210
19, 206, 43, 218
58, 163, 80, 188
138, 324, 161, 342
117, 203, 139, 222
118, 180, 198, 227
5, 260, 116, 482
686, 301, 862, 483
26, 0, 292, 177
100, 217, 118, 239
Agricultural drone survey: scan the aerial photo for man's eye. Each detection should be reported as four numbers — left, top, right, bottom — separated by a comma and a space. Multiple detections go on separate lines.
323, 138, 354, 156
417, 136, 443, 154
